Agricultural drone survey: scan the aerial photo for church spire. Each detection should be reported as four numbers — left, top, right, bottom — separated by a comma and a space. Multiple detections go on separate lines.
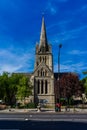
39, 17, 48, 50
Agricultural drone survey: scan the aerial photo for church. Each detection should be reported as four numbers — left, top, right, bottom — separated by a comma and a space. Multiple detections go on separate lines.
18, 17, 80, 108
30, 17, 55, 107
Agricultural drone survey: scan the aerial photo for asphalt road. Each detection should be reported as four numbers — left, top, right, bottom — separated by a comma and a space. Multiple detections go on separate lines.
0, 113, 87, 121
0, 113, 87, 129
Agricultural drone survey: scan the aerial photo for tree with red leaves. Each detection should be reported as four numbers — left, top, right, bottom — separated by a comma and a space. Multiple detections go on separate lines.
54, 73, 84, 104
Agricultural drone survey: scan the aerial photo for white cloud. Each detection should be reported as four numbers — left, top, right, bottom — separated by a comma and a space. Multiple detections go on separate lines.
0, 64, 22, 73
68, 50, 87, 55
54, 63, 73, 72
54, 62, 87, 74
0, 47, 34, 74
62, 25, 87, 41
47, 20, 71, 31
50, 24, 87, 43
63, 60, 73, 64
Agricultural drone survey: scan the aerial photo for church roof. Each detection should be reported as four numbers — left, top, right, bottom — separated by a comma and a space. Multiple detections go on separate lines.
13, 72, 32, 78
54, 72, 71, 80
54, 72, 78, 80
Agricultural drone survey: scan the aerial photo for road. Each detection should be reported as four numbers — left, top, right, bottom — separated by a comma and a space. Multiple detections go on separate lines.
0, 112, 87, 121
0, 113, 87, 129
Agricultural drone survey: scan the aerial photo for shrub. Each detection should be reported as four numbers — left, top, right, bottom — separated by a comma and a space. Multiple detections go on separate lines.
25, 103, 35, 108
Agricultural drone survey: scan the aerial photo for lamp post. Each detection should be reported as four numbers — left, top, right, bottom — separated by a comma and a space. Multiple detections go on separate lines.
58, 44, 62, 103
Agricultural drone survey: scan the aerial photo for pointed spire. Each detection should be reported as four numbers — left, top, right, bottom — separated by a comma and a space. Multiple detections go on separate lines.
39, 17, 48, 49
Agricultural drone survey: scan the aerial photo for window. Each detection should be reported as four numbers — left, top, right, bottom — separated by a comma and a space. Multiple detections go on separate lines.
45, 56, 46, 63
37, 80, 40, 94
43, 71, 44, 76
38, 70, 39, 76
41, 71, 43, 76
41, 80, 44, 94
45, 80, 48, 94
43, 57, 44, 61
40, 56, 41, 62
45, 70, 47, 76
41, 68, 44, 76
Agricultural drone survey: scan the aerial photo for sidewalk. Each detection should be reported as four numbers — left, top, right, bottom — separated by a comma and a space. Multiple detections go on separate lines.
0, 106, 87, 113
0, 108, 37, 113
0, 108, 87, 113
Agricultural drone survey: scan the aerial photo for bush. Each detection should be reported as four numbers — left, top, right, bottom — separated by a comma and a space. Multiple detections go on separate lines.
17, 103, 36, 109
11, 104, 16, 108
25, 103, 36, 108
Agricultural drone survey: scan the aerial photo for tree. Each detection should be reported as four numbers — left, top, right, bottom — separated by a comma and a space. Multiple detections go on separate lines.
82, 71, 87, 75
6, 73, 23, 105
81, 76, 87, 95
55, 73, 84, 104
0, 72, 9, 102
16, 75, 33, 101
0, 72, 33, 106
61, 73, 83, 98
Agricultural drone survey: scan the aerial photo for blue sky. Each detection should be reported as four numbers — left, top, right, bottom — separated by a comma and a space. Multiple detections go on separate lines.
0, 0, 87, 79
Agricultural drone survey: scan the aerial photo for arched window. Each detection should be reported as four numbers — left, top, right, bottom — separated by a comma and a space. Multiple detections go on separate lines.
40, 56, 41, 62
45, 80, 48, 94
43, 71, 44, 76
43, 57, 44, 61
37, 80, 40, 94
45, 56, 46, 63
38, 70, 39, 76
41, 80, 44, 94
41, 68, 44, 76
41, 70, 42, 76
45, 70, 47, 76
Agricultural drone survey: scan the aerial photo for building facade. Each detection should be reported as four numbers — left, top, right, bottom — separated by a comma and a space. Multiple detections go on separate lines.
31, 17, 55, 107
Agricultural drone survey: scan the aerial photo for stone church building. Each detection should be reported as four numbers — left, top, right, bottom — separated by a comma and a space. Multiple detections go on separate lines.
30, 17, 55, 107
14, 17, 80, 108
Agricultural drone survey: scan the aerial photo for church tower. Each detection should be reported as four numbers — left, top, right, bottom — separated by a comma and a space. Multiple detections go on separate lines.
35, 17, 53, 71
31, 17, 55, 107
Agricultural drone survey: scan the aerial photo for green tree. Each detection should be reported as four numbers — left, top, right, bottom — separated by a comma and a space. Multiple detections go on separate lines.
82, 71, 87, 75
6, 73, 22, 105
81, 76, 87, 95
0, 72, 9, 102
16, 75, 33, 101
0, 72, 33, 106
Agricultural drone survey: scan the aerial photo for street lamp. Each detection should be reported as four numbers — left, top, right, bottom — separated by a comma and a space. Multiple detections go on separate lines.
58, 44, 62, 103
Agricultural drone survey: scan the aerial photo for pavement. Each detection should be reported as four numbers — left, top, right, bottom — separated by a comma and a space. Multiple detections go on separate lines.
0, 107, 87, 113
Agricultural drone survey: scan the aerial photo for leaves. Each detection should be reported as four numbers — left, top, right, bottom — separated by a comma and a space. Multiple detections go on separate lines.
0, 72, 33, 105
55, 73, 83, 100
83, 71, 87, 75
81, 76, 87, 95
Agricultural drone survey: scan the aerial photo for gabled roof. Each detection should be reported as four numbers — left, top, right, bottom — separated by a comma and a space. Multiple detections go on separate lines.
33, 61, 53, 75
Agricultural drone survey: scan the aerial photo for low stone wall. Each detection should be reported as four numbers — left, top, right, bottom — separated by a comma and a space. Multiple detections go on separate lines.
0, 104, 7, 110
